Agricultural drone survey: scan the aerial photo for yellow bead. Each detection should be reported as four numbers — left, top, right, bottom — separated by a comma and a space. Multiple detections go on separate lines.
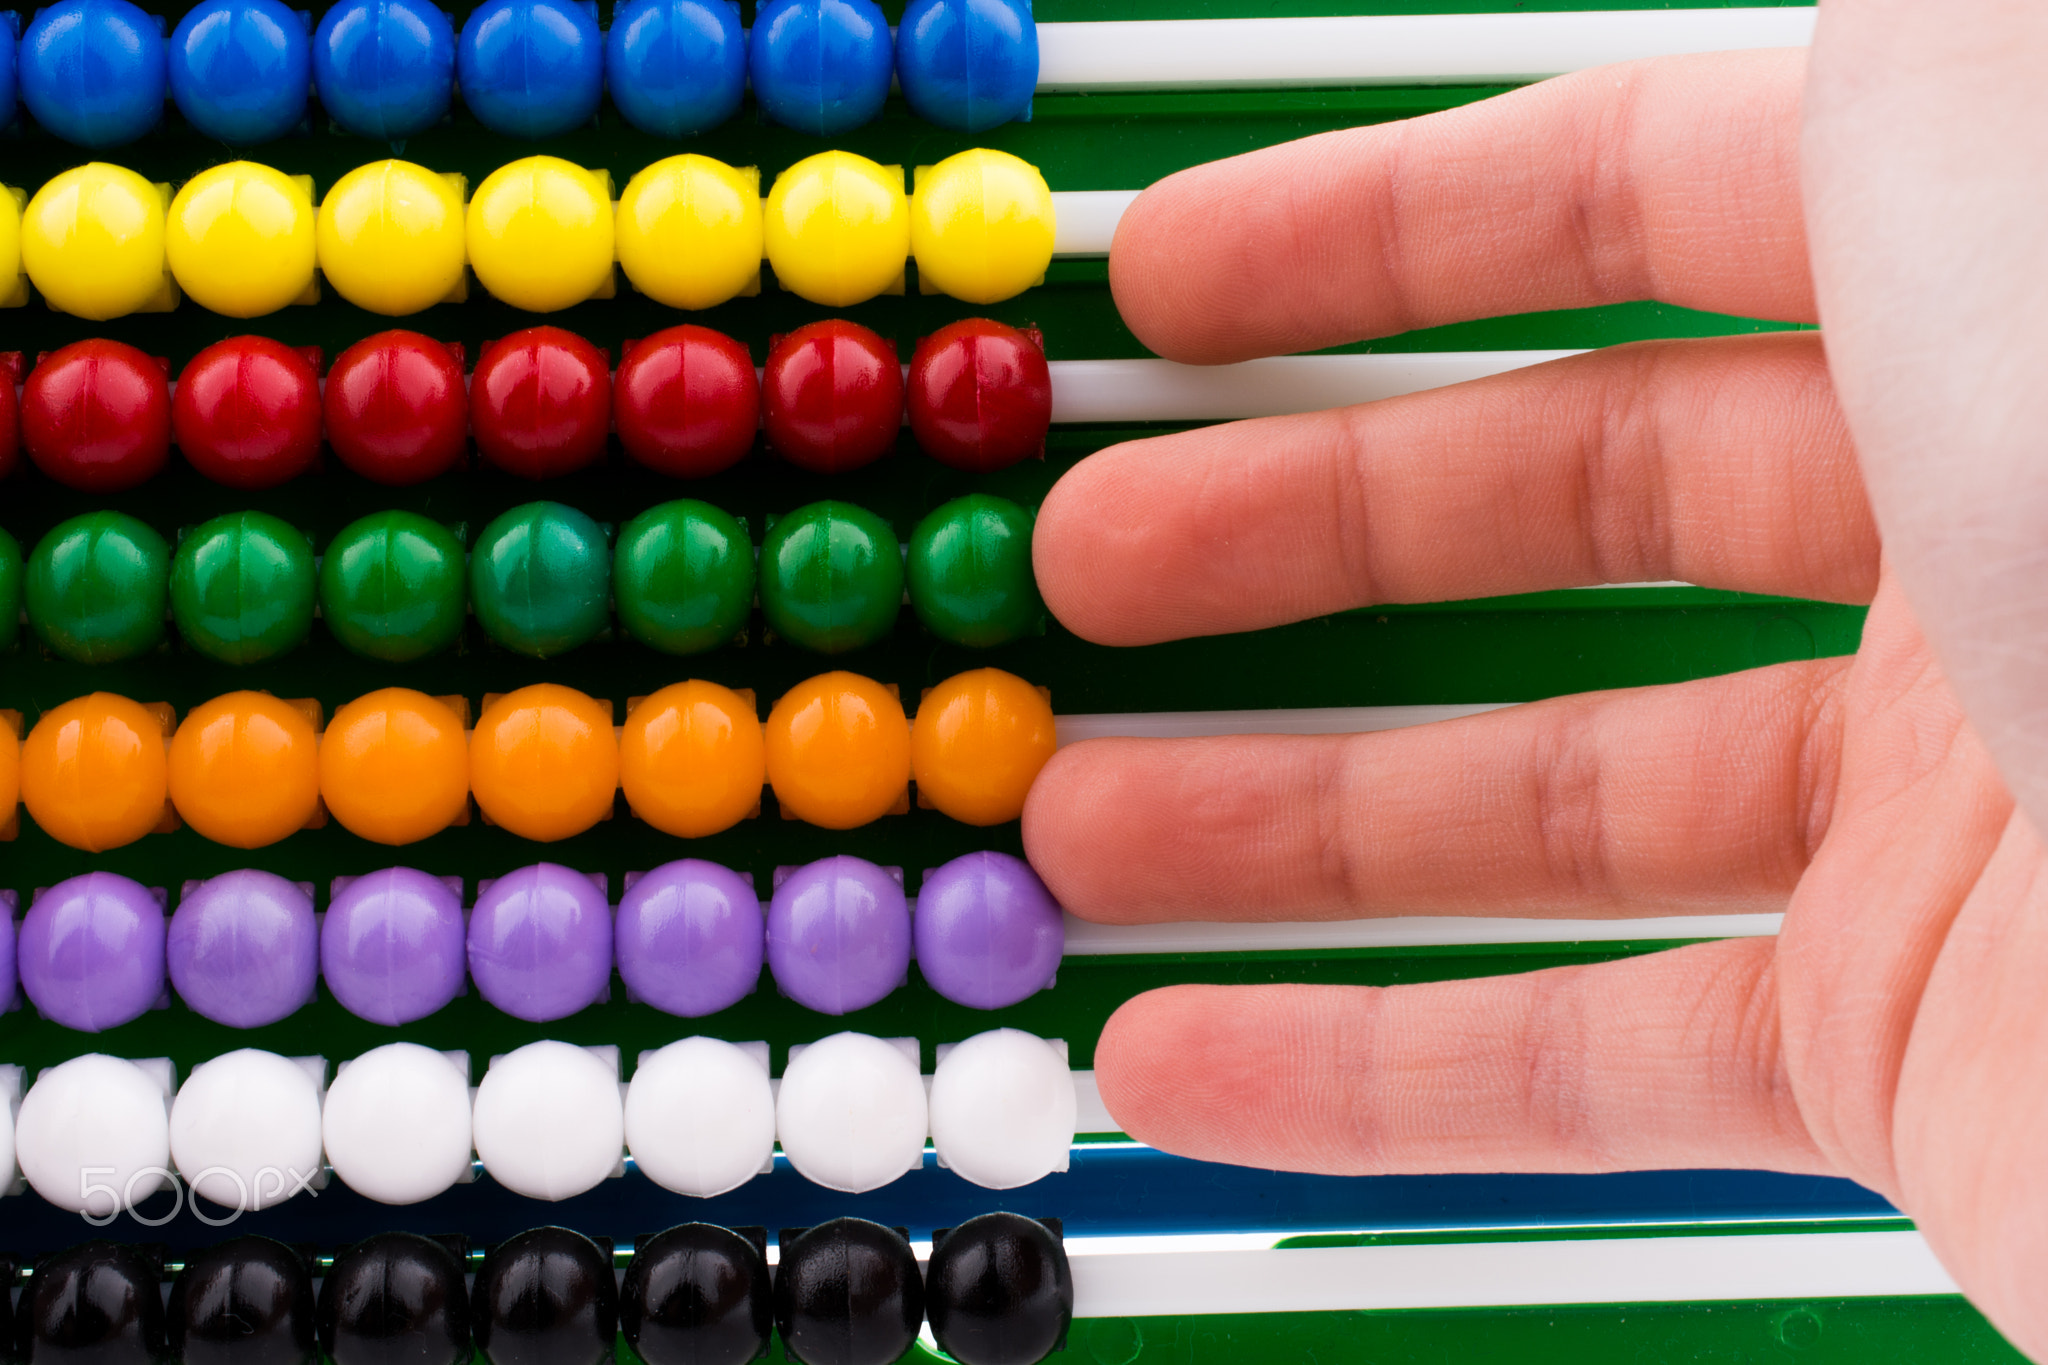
763, 150, 908, 307
316, 161, 469, 317
616, 155, 762, 311
0, 187, 24, 307
764, 671, 910, 830
21, 164, 175, 321
320, 689, 470, 846
909, 668, 1056, 826
21, 693, 169, 853
620, 680, 764, 838
466, 156, 615, 313
910, 148, 1056, 305
169, 692, 321, 849
166, 162, 318, 319
470, 683, 619, 841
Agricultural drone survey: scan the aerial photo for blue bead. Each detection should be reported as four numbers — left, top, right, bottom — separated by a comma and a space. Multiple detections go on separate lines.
313, 0, 453, 140
0, 14, 18, 131
604, 0, 741, 138
457, 0, 601, 140
169, 0, 309, 144
19, 0, 166, 147
897, 0, 1034, 132
748, 0, 891, 137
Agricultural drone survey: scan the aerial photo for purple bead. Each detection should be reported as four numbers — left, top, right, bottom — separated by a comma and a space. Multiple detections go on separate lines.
913, 851, 1064, 1010
617, 859, 763, 1018
322, 867, 468, 1026
20, 872, 167, 1033
169, 870, 318, 1028
0, 891, 16, 1016
468, 863, 612, 1022
767, 856, 910, 1015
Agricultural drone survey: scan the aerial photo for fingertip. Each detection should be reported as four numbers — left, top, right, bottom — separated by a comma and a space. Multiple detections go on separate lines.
1109, 163, 1262, 365
1033, 444, 1175, 645
1094, 985, 1235, 1151
1020, 739, 1125, 912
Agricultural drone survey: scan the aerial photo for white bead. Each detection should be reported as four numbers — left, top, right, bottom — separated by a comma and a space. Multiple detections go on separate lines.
929, 1029, 1076, 1190
626, 1038, 774, 1198
171, 1049, 324, 1212
473, 1041, 623, 1201
776, 1032, 927, 1194
16, 1054, 171, 1216
323, 1043, 473, 1205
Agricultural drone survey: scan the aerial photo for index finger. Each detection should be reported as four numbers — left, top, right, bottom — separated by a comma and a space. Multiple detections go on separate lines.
1111, 48, 1812, 364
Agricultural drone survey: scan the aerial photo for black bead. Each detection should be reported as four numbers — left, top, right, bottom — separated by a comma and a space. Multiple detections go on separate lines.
473, 1228, 617, 1365
316, 1233, 470, 1365
926, 1215, 1072, 1365
20, 1242, 166, 1365
168, 1238, 316, 1365
621, 1225, 770, 1365
772, 1220, 923, 1365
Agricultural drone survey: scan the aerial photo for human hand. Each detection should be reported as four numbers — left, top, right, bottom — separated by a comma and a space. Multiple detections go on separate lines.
1024, 15, 2048, 1359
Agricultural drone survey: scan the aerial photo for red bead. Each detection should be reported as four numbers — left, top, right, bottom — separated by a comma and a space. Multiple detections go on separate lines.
21, 339, 172, 492
0, 353, 20, 480
615, 325, 759, 479
325, 330, 470, 486
172, 336, 324, 490
762, 319, 902, 475
907, 319, 1052, 474
470, 326, 611, 480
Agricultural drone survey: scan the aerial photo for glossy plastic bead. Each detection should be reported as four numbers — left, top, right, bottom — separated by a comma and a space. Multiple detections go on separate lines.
21, 164, 172, 320
472, 1042, 623, 1201
21, 693, 169, 851
911, 149, 1055, 305
474, 1228, 617, 1365
169, 0, 310, 145
315, 162, 468, 317
764, 672, 909, 829
763, 320, 902, 474
312, 0, 455, 140
170, 1051, 326, 1212
459, 0, 602, 139
907, 495, 1042, 647
0, 712, 17, 839
764, 151, 908, 307
168, 691, 320, 849
774, 1220, 923, 1365
170, 512, 316, 665
321, 689, 470, 844
910, 667, 1056, 825
319, 511, 468, 662
615, 503, 754, 656
928, 1028, 1074, 1189
468, 863, 612, 1021
615, 327, 758, 478
322, 1044, 475, 1205
759, 502, 903, 654
767, 856, 909, 1015
896, 0, 1037, 132
317, 1233, 471, 1365
168, 1237, 317, 1365
23, 1244, 167, 1365
17, 1058, 172, 1214
777, 1043, 923, 1194
168, 869, 318, 1028
470, 501, 612, 657
620, 1225, 771, 1365
167, 162, 317, 318
625, 1039, 774, 1198
606, 0, 743, 138
616, 859, 762, 1016
471, 327, 612, 478
470, 683, 619, 841
467, 157, 615, 312
616, 155, 760, 309
19, 871, 165, 1031
19, 0, 167, 146
324, 331, 468, 483
26, 511, 170, 663
914, 851, 1062, 1010
619, 680, 764, 837
173, 337, 324, 488
321, 868, 467, 1024
907, 320, 1051, 472
22, 338, 171, 490
926, 1214, 1072, 1365
0, 15, 17, 132
749, 0, 891, 136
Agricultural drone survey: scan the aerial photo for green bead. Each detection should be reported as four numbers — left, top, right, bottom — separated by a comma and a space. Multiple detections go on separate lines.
170, 512, 316, 665
759, 500, 902, 654
907, 494, 1043, 648
470, 501, 611, 658
614, 499, 754, 655
25, 512, 169, 664
320, 511, 468, 663
0, 527, 21, 652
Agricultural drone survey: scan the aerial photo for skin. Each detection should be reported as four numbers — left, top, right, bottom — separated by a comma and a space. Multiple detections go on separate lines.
1025, 6, 2048, 1358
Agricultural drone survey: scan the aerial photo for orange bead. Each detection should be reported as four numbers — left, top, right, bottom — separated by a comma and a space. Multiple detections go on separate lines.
470, 683, 619, 841
0, 713, 18, 824
169, 692, 321, 849
20, 693, 168, 852
621, 681, 765, 838
321, 688, 470, 846
910, 668, 1056, 826
764, 671, 910, 830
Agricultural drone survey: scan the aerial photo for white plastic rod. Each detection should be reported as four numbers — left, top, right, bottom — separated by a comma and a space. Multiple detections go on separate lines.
1055, 702, 1511, 745
1061, 912, 1783, 954
1046, 351, 1580, 423
1035, 9, 1817, 92
1050, 190, 1141, 255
